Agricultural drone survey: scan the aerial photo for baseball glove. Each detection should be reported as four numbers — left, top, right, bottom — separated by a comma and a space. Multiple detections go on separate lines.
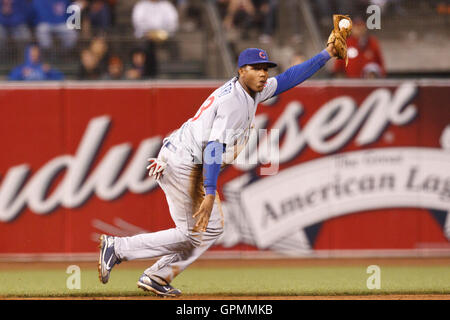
327, 14, 352, 66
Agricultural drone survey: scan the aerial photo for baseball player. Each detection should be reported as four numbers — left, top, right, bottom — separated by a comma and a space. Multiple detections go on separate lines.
98, 41, 341, 297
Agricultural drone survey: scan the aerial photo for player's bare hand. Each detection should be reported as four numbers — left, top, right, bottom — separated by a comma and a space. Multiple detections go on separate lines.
193, 194, 215, 232
147, 158, 167, 181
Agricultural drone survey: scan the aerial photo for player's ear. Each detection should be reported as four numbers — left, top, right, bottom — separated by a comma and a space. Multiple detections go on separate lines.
238, 66, 246, 78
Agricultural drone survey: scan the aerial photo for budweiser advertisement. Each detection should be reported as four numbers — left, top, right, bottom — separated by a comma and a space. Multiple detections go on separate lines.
0, 80, 449, 257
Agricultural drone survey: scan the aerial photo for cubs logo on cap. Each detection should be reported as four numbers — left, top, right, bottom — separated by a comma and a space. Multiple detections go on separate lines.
238, 48, 277, 68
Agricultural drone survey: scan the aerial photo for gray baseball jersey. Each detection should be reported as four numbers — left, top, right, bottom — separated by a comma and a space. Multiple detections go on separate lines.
166, 76, 278, 164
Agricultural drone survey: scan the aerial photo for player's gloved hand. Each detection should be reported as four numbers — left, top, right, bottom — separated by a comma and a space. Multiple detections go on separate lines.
193, 194, 215, 232
147, 158, 167, 181
327, 14, 352, 66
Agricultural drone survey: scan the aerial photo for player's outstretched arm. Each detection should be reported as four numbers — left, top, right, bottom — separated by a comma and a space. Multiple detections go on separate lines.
326, 43, 338, 58
272, 44, 337, 97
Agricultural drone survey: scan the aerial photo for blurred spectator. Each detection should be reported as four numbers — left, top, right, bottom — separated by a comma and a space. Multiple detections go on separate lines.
132, 0, 179, 76
332, 17, 385, 78
88, 36, 110, 73
220, 0, 252, 33
102, 55, 124, 80
286, 0, 303, 44
77, 36, 110, 79
176, 0, 203, 32
8, 44, 64, 80
77, 47, 101, 79
0, 0, 32, 46
106, 0, 116, 25
219, 0, 278, 42
437, 2, 450, 15
333, 17, 385, 78
254, 0, 278, 43
32, 0, 78, 50
79, 0, 112, 37
361, 62, 384, 78
132, 0, 179, 40
125, 47, 157, 80
88, 0, 111, 32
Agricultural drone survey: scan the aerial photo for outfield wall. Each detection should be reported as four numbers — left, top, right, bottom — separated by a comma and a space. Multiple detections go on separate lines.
0, 80, 449, 258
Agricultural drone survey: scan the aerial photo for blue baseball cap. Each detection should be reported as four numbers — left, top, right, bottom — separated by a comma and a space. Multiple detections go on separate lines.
238, 48, 277, 68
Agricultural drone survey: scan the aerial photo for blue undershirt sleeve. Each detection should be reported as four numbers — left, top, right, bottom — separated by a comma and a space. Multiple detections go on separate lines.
203, 141, 225, 195
274, 49, 331, 97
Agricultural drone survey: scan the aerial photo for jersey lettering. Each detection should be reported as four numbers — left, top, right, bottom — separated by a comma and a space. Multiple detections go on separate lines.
192, 96, 215, 121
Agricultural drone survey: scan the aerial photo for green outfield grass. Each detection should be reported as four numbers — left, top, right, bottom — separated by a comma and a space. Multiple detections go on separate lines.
1, 265, 450, 297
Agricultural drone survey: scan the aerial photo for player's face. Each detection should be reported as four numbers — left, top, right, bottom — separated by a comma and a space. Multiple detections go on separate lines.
239, 63, 270, 95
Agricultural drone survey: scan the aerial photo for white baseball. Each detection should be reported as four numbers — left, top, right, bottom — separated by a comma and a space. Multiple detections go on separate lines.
339, 19, 350, 29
